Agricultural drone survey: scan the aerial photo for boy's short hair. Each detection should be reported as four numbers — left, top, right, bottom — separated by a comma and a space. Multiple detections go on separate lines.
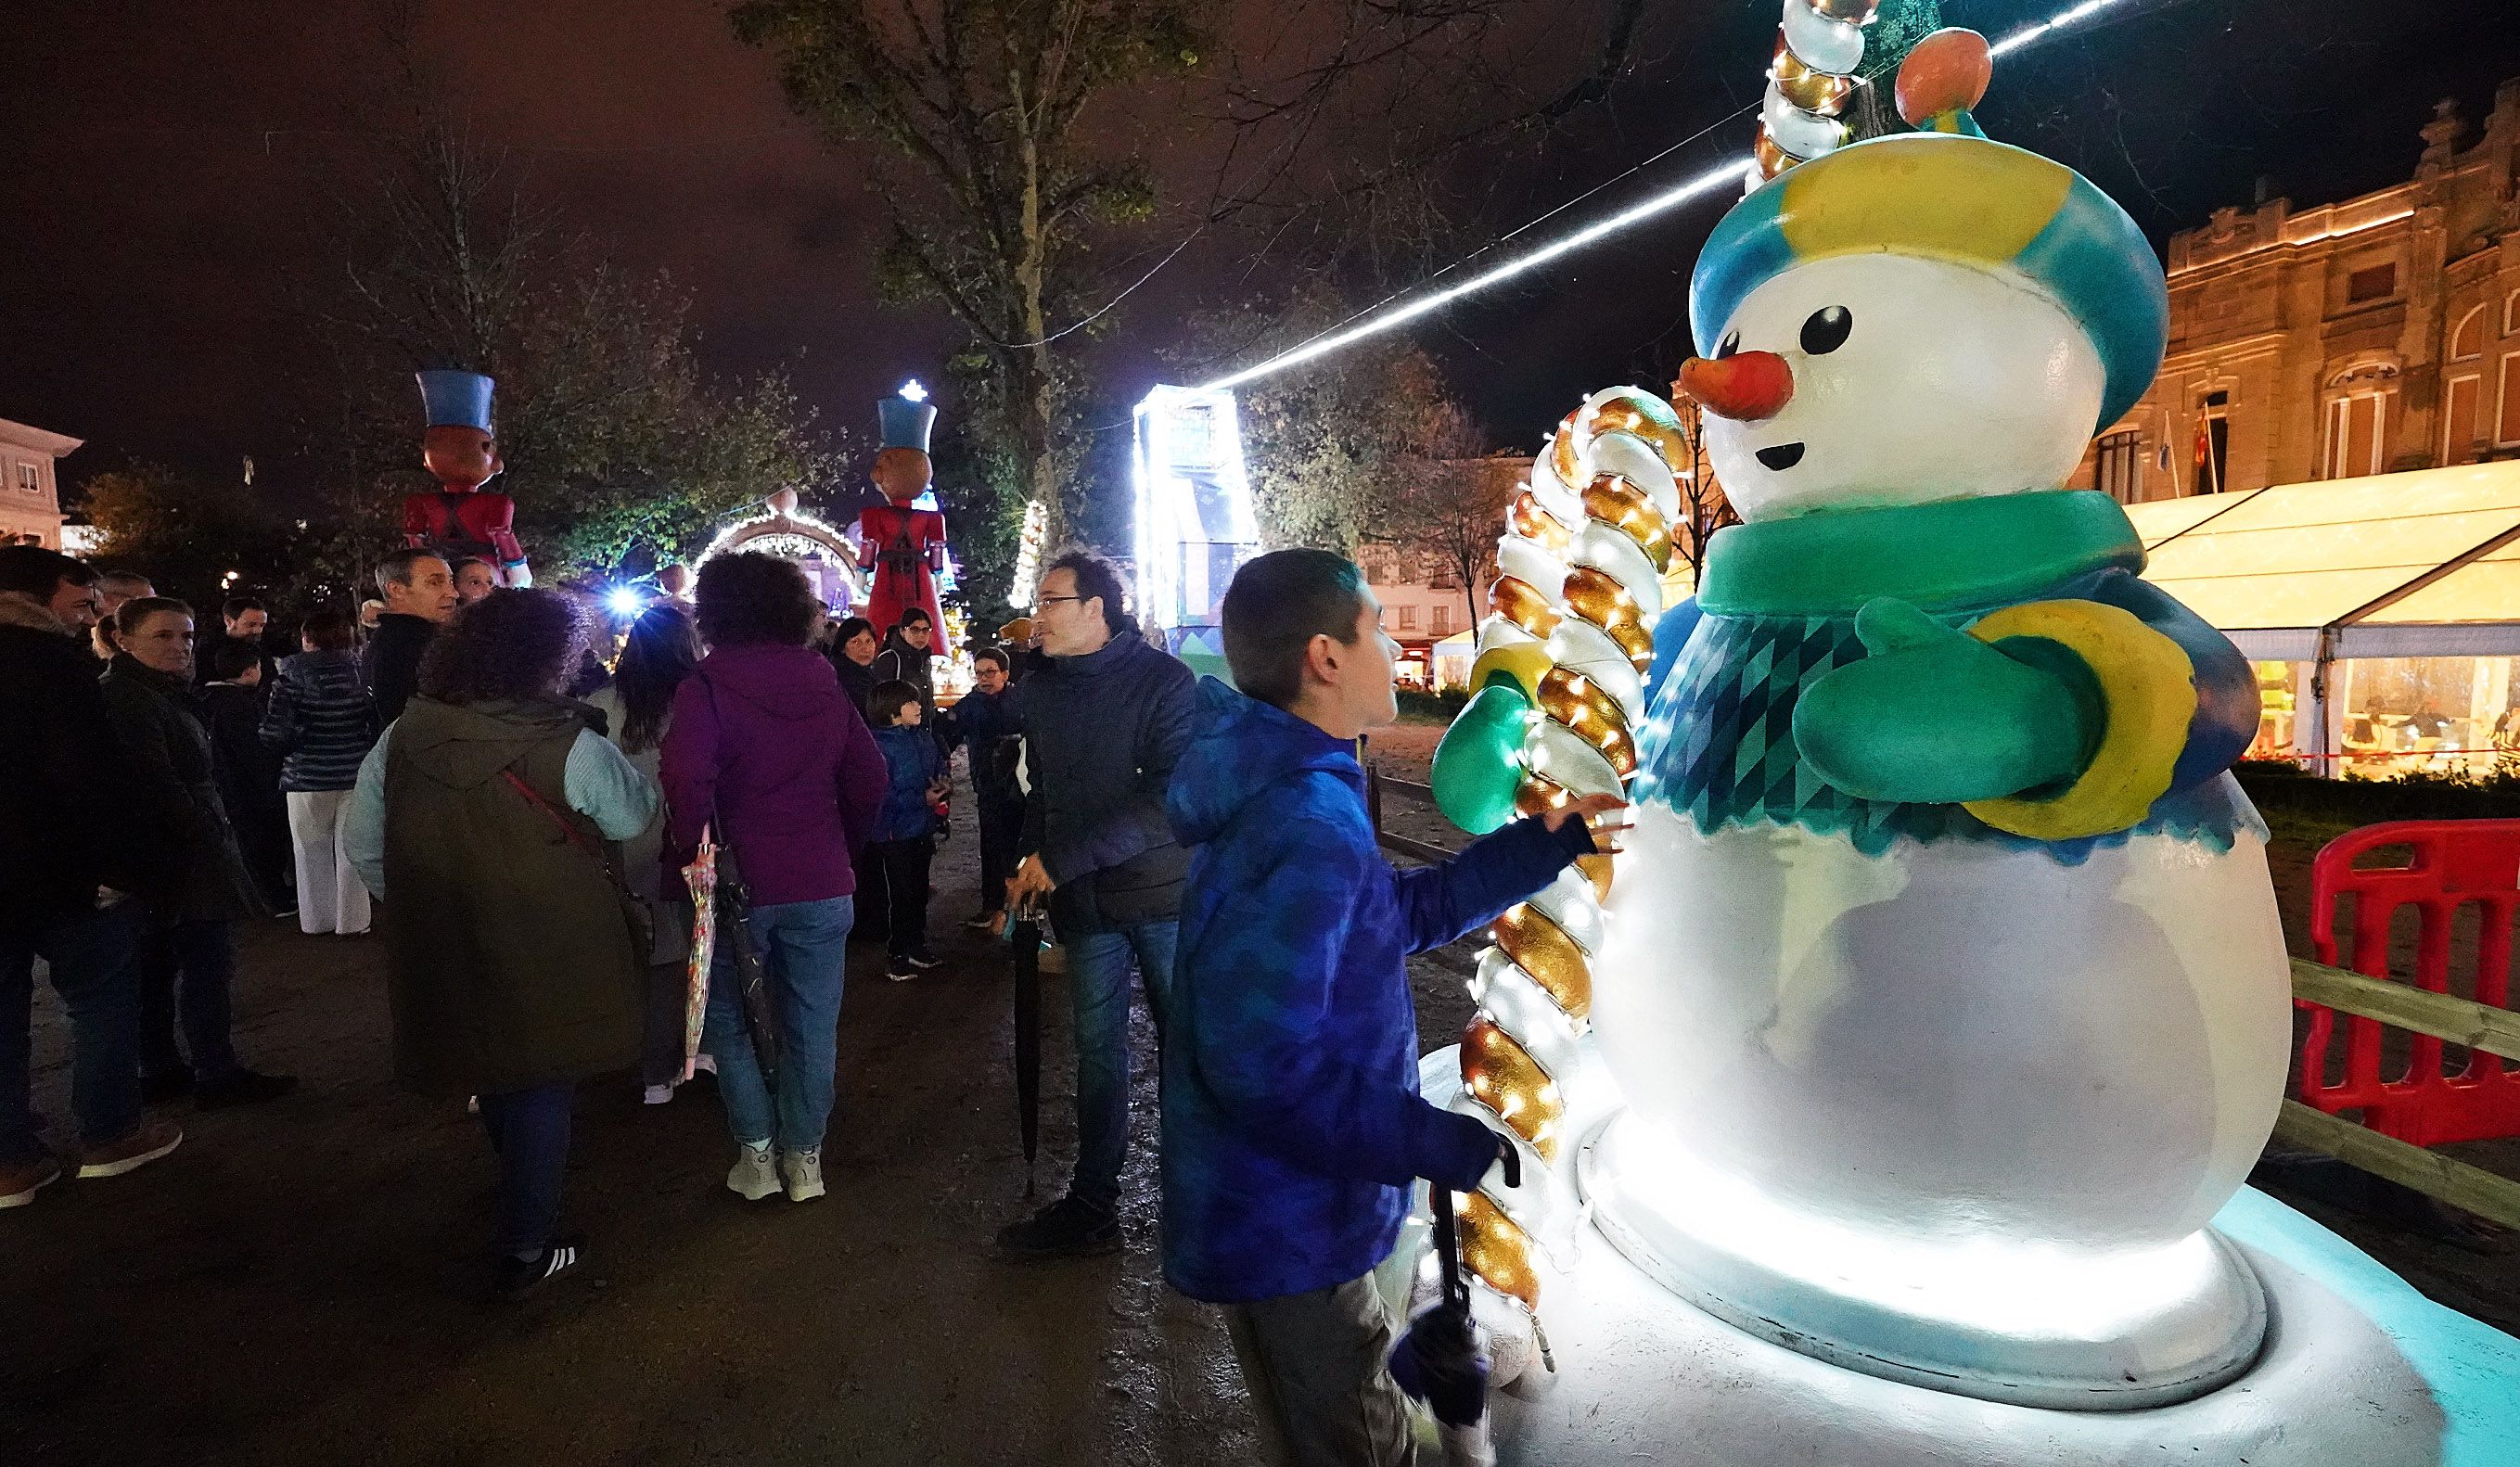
1222, 549, 1370, 711
898, 606, 933, 629
869, 679, 922, 725
211, 641, 262, 680
972, 646, 1008, 673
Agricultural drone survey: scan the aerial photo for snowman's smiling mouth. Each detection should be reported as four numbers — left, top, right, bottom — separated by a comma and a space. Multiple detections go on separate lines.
1756, 441, 1806, 471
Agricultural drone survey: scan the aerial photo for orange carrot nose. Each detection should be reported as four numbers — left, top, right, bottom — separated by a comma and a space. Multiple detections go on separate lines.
1676, 351, 1795, 422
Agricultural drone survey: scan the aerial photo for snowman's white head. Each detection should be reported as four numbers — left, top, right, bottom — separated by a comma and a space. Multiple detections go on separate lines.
1687, 253, 2104, 522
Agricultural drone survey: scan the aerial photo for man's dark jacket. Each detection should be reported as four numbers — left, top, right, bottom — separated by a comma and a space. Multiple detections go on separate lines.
0, 595, 178, 937
362, 613, 435, 726
1012, 625, 1196, 934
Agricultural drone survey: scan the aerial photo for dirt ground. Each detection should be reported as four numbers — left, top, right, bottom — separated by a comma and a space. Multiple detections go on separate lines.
9, 736, 2516, 1466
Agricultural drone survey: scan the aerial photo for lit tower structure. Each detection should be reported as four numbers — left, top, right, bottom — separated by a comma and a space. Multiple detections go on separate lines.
1132, 385, 1259, 680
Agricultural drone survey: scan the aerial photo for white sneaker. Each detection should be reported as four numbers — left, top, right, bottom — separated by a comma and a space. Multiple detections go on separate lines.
727, 1141, 780, 1201
642, 1083, 674, 1106
692, 1052, 718, 1077
780, 1147, 825, 1203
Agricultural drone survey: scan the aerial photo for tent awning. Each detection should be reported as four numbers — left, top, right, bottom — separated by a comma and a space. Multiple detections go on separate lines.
2124, 461, 2520, 656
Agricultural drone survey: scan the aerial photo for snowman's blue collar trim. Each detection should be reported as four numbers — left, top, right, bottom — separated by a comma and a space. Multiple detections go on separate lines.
1696, 491, 2144, 618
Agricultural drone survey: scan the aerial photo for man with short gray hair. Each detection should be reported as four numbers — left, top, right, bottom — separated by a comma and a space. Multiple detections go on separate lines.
363, 550, 456, 725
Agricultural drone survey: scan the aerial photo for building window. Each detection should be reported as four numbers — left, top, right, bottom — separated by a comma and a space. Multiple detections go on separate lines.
9, 462, 35, 494
2094, 429, 2143, 504
2507, 289, 2520, 337
2194, 391, 2231, 494
2501, 353, 2520, 448
1397, 604, 1417, 631
2324, 390, 2388, 479
2451, 305, 2488, 361
1430, 603, 1453, 636
2346, 262, 2397, 305
2446, 375, 2482, 466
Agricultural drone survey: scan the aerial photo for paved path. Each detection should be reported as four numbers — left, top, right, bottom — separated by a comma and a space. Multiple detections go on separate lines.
4, 771, 1255, 1467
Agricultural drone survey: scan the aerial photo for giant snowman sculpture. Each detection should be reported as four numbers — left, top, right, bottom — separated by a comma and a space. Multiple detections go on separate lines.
1424, 24, 2520, 1466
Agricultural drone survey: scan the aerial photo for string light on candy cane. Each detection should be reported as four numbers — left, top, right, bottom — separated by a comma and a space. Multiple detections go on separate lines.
1756, 0, 1880, 183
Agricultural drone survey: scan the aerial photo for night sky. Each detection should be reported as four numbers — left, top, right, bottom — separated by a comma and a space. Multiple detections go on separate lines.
6, 0, 2518, 508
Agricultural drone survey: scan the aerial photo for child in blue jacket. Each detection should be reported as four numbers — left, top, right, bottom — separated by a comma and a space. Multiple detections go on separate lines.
1163, 549, 1616, 1465
867, 679, 949, 981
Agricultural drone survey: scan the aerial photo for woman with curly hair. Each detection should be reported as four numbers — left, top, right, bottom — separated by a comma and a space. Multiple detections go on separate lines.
342, 588, 659, 1299
660, 553, 885, 1205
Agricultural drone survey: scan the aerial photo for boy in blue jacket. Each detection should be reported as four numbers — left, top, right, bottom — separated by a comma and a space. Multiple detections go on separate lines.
1163, 549, 1618, 1465
867, 680, 949, 981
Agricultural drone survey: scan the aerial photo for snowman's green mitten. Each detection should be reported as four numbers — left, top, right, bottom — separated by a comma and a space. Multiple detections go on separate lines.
1792, 597, 2102, 807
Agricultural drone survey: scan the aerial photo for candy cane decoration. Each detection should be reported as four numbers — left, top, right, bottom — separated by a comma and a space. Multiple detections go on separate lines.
1445, 386, 1686, 1370
1757, 0, 1881, 182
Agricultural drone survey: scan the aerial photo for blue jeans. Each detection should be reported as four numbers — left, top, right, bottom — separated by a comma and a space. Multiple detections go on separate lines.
1068, 920, 1178, 1217
0, 901, 147, 1165
702, 896, 852, 1154
140, 918, 238, 1082
477, 1080, 573, 1259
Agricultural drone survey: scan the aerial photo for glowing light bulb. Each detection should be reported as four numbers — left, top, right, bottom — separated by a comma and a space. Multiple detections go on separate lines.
607, 587, 645, 618
898, 379, 928, 402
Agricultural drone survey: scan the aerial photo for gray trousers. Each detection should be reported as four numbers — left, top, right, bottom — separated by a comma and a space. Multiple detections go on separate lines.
1222, 1272, 1422, 1467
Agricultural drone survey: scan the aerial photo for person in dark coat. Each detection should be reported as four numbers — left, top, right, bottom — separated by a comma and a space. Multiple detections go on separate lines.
824, 615, 881, 721
197, 641, 291, 913
342, 588, 658, 1299
97, 597, 295, 1110
869, 606, 938, 719
1161, 550, 1611, 1462
940, 645, 1024, 930
195, 594, 276, 687
866, 679, 948, 981
825, 615, 888, 938
362, 549, 456, 726
995, 548, 1198, 1259
0, 549, 184, 1208
660, 554, 887, 1207
261, 608, 381, 936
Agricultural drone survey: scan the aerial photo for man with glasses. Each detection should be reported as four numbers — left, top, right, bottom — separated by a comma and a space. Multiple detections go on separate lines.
996, 549, 1196, 1259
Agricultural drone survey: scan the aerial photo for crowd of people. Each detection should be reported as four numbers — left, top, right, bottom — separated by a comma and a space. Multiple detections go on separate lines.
2, 535, 1618, 1465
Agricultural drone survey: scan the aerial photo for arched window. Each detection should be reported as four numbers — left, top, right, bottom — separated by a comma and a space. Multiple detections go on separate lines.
2451, 304, 2487, 361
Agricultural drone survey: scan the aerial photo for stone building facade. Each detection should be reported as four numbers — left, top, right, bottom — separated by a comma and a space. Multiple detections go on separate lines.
2071, 81, 2520, 503
0, 417, 83, 548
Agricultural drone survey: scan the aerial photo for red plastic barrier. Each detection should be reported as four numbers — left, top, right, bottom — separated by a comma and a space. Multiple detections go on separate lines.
2298, 820, 2520, 1146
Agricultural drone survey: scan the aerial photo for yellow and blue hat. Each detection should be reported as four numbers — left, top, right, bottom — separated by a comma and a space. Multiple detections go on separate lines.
1691, 114, 2168, 431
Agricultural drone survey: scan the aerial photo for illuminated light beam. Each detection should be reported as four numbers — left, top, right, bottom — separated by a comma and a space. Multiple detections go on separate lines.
1194, 0, 2138, 394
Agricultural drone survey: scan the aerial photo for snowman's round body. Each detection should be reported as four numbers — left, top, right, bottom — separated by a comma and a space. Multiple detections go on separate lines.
1590, 613, 2293, 1404
1569, 199, 2294, 1405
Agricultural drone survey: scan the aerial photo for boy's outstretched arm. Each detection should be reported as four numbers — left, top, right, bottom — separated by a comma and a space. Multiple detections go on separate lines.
1186, 829, 1500, 1194
1388, 812, 1599, 957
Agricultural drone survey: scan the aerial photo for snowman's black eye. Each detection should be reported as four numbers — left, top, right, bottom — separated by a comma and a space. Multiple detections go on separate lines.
1800, 305, 1852, 354
1716, 329, 1741, 359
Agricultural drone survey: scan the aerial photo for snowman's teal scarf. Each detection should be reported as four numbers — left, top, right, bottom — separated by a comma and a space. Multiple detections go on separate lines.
1698, 490, 2144, 618
1639, 490, 2258, 861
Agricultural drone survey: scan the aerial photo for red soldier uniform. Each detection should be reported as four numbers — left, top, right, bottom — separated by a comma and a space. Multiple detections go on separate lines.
405, 369, 531, 587
855, 382, 947, 634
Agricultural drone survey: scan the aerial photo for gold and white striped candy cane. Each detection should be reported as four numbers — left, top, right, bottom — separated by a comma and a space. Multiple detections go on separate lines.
1455, 387, 1686, 1363
1756, 0, 1881, 182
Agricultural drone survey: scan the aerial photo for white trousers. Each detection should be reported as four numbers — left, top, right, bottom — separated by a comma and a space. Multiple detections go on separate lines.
287, 789, 371, 935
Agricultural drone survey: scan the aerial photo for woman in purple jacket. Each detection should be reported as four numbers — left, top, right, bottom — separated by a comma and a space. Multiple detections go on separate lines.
660, 554, 887, 1205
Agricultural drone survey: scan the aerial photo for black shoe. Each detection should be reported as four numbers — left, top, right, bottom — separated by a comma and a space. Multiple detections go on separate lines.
195, 1069, 299, 1110
960, 912, 1000, 933
139, 1070, 195, 1106
496, 1235, 584, 1300
995, 1196, 1120, 1260
886, 959, 916, 983
905, 948, 943, 970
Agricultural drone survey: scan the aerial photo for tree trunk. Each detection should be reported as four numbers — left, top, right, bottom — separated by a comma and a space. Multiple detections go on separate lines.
1016, 106, 1063, 547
